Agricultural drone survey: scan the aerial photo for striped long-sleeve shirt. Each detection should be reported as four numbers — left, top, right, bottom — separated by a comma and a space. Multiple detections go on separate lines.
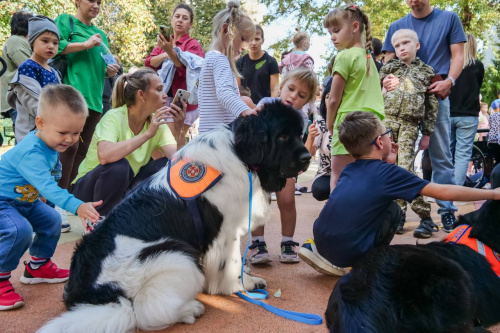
198, 51, 248, 133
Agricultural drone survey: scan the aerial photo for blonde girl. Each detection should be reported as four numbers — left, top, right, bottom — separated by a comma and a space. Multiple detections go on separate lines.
324, 4, 384, 192
249, 68, 318, 264
279, 28, 314, 75
198, 0, 258, 133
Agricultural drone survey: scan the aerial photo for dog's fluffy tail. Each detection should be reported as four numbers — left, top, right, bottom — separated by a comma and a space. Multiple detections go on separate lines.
37, 297, 135, 333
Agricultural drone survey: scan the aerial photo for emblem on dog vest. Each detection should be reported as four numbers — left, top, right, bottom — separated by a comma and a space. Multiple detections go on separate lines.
168, 157, 222, 199
167, 157, 223, 242
443, 225, 500, 277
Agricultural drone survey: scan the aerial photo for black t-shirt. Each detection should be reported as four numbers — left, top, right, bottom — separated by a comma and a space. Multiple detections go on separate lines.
450, 59, 484, 117
313, 159, 429, 267
236, 52, 279, 104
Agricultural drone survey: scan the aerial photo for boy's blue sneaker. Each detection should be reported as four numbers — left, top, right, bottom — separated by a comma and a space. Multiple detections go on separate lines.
413, 218, 439, 238
298, 239, 346, 276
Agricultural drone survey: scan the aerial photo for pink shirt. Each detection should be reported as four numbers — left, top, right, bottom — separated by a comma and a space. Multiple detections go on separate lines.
145, 34, 204, 111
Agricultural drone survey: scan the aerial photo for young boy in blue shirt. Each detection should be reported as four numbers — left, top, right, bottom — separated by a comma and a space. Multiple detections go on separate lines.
0, 85, 102, 310
299, 111, 500, 276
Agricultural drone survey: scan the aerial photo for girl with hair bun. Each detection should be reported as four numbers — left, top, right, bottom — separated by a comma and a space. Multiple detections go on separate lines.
278, 27, 314, 76
323, 4, 384, 193
70, 68, 186, 217
198, 0, 260, 133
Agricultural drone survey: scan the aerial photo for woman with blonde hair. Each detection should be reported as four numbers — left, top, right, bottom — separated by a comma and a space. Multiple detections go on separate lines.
70, 68, 186, 216
449, 34, 484, 186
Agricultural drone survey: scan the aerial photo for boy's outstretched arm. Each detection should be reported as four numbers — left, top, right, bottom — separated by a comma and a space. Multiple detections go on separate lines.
420, 183, 500, 202
77, 200, 102, 227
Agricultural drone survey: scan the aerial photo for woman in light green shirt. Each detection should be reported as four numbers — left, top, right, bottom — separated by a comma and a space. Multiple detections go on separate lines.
70, 68, 187, 216
55, 0, 121, 190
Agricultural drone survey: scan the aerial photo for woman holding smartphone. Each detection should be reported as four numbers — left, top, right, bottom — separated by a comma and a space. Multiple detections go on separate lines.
145, 3, 204, 134
70, 69, 186, 217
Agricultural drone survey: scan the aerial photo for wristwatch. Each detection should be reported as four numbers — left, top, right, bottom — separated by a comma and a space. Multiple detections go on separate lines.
447, 76, 456, 87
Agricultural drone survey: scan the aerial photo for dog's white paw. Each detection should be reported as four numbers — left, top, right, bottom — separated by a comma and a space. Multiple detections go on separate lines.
243, 272, 267, 291
243, 265, 251, 275
179, 300, 204, 324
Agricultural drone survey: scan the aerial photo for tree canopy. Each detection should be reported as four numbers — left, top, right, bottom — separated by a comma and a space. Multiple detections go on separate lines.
0, 0, 226, 69
262, 0, 500, 52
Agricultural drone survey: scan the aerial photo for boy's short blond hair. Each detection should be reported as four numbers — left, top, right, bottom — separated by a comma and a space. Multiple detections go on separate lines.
280, 67, 318, 102
38, 84, 88, 117
338, 111, 384, 158
391, 29, 419, 47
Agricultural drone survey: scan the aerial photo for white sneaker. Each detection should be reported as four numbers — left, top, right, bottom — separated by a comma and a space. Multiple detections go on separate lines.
298, 239, 346, 276
55, 206, 70, 233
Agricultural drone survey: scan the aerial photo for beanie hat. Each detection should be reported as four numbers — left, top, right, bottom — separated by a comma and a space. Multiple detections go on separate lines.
28, 15, 60, 47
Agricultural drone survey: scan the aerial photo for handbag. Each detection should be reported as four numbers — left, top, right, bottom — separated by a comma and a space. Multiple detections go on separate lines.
49, 16, 74, 79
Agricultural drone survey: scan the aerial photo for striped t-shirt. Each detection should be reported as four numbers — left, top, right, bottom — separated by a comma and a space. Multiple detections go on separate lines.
198, 51, 248, 133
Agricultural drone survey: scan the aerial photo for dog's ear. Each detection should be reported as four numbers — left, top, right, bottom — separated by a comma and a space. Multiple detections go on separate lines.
467, 200, 500, 253
232, 115, 268, 167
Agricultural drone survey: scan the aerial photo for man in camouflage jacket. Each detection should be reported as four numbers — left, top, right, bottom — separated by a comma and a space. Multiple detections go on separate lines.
380, 31, 438, 238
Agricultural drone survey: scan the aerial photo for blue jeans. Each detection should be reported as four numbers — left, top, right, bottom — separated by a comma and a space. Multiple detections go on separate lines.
0, 198, 61, 273
427, 98, 457, 214
450, 116, 479, 186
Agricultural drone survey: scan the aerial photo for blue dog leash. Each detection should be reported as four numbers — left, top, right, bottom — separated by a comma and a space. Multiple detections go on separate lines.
235, 172, 323, 325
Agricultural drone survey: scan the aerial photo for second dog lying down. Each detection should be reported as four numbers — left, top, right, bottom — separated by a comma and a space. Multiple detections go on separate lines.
326, 200, 500, 333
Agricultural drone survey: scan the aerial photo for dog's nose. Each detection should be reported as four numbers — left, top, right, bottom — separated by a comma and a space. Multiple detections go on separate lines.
299, 151, 311, 164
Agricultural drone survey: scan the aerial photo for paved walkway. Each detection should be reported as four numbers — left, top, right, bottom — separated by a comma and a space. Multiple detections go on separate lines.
1, 162, 499, 332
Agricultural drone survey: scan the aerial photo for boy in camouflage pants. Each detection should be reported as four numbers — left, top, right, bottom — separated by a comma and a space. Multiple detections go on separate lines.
380, 29, 439, 238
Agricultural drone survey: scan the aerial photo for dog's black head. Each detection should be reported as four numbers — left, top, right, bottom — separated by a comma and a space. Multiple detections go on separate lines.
458, 200, 500, 253
232, 101, 311, 192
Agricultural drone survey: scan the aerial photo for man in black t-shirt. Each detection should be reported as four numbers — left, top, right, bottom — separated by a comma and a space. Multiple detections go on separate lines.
236, 25, 279, 105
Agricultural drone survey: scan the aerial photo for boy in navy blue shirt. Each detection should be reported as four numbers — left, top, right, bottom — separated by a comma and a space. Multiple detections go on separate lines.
0, 85, 101, 310
299, 111, 500, 276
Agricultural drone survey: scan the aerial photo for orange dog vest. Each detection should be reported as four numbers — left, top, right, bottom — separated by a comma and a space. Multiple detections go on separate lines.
443, 225, 500, 278
167, 157, 223, 241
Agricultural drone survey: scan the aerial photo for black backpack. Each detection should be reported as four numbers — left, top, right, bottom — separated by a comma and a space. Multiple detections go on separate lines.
49, 16, 74, 80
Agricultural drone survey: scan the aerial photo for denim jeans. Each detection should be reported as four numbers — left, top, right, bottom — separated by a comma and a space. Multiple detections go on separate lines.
0, 198, 61, 272
450, 116, 479, 186
427, 98, 457, 214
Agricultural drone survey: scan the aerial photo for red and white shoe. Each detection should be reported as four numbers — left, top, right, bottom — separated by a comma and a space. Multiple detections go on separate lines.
0, 280, 24, 310
20, 260, 69, 285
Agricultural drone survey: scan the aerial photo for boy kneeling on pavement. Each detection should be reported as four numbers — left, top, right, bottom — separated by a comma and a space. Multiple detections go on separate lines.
0, 85, 101, 310
299, 111, 500, 276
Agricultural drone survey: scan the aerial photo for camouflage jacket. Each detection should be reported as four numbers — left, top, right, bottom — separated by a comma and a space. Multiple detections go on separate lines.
380, 58, 438, 136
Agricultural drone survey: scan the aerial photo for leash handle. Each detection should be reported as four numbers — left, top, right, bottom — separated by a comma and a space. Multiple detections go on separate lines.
237, 172, 323, 325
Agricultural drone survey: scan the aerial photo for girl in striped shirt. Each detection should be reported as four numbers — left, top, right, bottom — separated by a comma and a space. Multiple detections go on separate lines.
198, 0, 259, 133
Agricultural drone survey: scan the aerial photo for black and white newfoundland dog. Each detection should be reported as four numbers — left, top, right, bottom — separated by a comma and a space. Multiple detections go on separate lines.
39, 102, 311, 333
326, 200, 500, 333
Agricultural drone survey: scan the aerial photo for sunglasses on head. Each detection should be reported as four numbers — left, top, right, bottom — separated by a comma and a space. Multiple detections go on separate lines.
371, 128, 393, 145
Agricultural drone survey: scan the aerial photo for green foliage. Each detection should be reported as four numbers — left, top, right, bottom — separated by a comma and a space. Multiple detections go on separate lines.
481, 42, 500, 106
0, 0, 226, 69
0, 0, 74, 49
261, 0, 500, 57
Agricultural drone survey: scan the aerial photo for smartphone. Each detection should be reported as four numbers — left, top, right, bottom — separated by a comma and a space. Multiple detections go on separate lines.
165, 89, 190, 122
172, 89, 190, 108
159, 25, 171, 41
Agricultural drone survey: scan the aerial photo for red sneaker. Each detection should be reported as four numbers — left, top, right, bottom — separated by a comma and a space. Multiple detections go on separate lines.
20, 260, 69, 285
0, 280, 24, 310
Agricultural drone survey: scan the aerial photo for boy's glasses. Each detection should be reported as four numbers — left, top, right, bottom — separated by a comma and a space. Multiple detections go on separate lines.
371, 128, 393, 145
